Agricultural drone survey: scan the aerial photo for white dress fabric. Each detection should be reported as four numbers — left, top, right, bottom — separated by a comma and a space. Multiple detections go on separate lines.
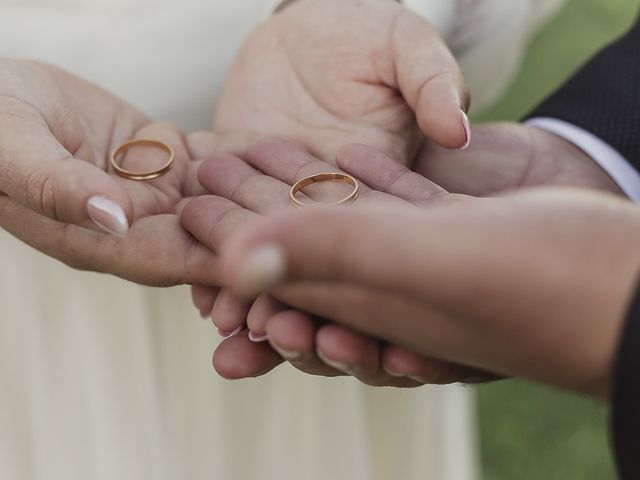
0, 1, 564, 479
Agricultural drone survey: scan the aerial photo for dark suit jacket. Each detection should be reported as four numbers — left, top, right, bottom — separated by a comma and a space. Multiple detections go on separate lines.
529, 13, 640, 479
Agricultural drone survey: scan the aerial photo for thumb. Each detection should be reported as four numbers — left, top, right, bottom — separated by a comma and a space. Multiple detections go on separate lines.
392, 9, 471, 149
0, 130, 133, 236
222, 206, 436, 299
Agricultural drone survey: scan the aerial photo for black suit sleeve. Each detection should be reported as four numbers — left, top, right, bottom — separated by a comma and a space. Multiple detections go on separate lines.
529, 14, 640, 169
613, 289, 640, 480
530, 13, 640, 480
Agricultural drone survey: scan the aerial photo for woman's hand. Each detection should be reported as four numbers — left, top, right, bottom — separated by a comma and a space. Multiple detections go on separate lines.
220, 181, 640, 400
0, 59, 243, 286
213, 0, 470, 163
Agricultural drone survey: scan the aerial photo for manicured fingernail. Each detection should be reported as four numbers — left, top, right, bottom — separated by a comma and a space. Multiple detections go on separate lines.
248, 331, 269, 343
235, 245, 286, 297
316, 349, 353, 374
409, 376, 431, 384
218, 326, 243, 339
383, 367, 407, 378
271, 344, 303, 361
459, 110, 471, 150
87, 196, 129, 237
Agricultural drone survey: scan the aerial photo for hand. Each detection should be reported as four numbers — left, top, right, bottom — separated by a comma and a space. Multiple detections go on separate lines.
220, 185, 640, 400
414, 122, 624, 197
0, 59, 246, 286
182, 138, 490, 386
195, 0, 471, 369
213, 0, 470, 162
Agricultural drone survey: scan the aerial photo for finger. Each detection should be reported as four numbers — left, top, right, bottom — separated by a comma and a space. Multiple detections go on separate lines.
413, 123, 535, 196
191, 285, 219, 320
186, 130, 257, 159
246, 137, 408, 205
0, 114, 133, 235
265, 310, 344, 377
180, 195, 259, 254
197, 154, 292, 213
246, 294, 285, 339
0, 195, 220, 287
211, 288, 251, 334
315, 324, 421, 387
222, 206, 450, 299
392, 9, 470, 149
212, 330, 283, 379
336, 144, 449, 207
381, 345, 482, 385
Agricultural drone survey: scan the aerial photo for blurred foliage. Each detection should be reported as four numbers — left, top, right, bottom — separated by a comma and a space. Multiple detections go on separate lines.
475, 0, 638, 478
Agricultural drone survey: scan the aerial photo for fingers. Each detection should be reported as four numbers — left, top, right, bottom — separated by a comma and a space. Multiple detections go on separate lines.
212, 330, 283, 379
335, 144, 448, 207
0, 118, 133, 235
191, 285, 219, 320
246, 294, 284, 340
197, 154, 292, 214
211, 289, 250, 335
392, 9, 470, 149
0, 195, 220, 287
221, 206, 438, 298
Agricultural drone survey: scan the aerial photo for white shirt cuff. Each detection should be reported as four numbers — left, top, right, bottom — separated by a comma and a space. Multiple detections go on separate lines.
526, 117, 640, 204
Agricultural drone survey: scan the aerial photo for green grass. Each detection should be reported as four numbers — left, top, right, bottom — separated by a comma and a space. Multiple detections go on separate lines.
475, 1, 637, 478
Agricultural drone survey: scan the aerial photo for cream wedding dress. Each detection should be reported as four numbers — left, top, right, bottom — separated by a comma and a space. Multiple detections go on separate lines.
0, 1, 564, 479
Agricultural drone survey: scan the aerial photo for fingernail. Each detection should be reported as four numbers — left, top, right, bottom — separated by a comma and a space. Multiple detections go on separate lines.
218, 326, 244, 339
459, 110, 471, 150
87, 196, 129, 237
248, 331, 269, 343
271, 344, 303, 361
409, 376, 431, 384
383, 366, 407, 378
200, 311, 211, 321
316, 349, 353, 374
235, 245, 286, 297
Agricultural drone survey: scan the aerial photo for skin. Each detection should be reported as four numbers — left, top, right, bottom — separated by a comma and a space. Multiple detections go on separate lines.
192, 0, 472, 382
183, 132, 623, 386
219, 149, 640, 400
0, 59, 246, 286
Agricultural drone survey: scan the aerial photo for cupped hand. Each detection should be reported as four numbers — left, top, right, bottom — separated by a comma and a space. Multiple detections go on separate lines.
0, 59, 246, 286
213, 0, 470, 163
414, 122, 624, 197
182, 138, 491, 386
221, 182, 640, 400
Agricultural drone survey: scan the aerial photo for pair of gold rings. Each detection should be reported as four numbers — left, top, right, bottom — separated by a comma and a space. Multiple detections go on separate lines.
110, 139, 359, 207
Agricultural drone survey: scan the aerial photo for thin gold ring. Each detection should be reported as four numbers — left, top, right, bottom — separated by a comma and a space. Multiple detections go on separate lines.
110, 139, 175, 181
290, 173, 359, 207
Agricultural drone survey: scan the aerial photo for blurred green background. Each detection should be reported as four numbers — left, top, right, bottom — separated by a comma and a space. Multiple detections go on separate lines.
475, 1, 637, 478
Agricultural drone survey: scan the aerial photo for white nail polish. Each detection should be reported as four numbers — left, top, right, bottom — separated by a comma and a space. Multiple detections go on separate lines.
236, 245, 286, 297
383, 367, 407, 378
87, 196, 129, 237
218, 326, 244, 339
248, 331, 269, 343
271, 344, 302, 361
460, 110, 471, 150
316, 349, 353, 374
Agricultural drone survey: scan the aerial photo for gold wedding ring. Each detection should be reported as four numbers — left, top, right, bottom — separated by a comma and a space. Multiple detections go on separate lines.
290, 173, 359, 207
110, 139, 175, 181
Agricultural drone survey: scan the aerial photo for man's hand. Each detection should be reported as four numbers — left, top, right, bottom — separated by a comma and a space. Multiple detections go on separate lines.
415, 122, 624, 197
220, 179, 640, 400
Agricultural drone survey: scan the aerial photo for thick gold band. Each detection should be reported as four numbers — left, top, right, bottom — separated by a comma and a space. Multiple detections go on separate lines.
110, 139, 175, 181
290, 172, 359, 207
